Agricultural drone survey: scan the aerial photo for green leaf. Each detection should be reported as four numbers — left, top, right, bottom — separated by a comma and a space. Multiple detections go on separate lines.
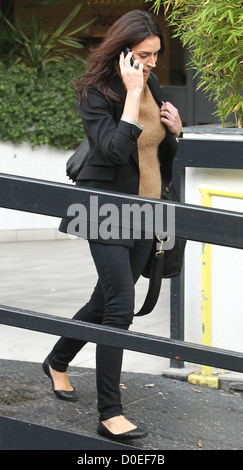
228, 9, 234, 25
58, 39, 83, 49
50, 4, 82, 40
64, 18, 96, 37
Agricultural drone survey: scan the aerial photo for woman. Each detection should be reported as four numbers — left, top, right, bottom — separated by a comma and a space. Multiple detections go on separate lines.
42, 10, 182, 441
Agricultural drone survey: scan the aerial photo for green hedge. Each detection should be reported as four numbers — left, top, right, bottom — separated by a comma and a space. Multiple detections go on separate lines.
0, 61, 86, 150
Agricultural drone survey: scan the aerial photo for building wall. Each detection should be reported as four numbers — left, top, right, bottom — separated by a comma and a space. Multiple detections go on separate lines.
0, 141, 70, 241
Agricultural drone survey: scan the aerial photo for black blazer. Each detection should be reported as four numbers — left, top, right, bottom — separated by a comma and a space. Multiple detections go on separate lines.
76, 72, 178, 195
59, 72, 178, 244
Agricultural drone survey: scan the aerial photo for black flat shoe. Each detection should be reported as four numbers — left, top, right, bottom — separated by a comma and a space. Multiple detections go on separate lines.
42, 358, 78, 402
97, 422, 147, 441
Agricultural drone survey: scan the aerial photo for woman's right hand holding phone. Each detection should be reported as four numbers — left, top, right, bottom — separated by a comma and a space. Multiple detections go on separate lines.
119, 50, 144, 122
119, 50, 144, 94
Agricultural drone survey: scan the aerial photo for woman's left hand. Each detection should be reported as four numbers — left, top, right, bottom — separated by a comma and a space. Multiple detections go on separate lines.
160, 101, 182, 138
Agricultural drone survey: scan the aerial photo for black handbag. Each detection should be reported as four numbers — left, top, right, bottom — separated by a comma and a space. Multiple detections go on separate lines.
66, 138, 91, 182
135, 183, 186, 316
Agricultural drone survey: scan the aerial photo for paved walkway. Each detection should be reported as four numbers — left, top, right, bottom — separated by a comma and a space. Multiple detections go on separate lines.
1, 358, 243, 450
0, 238, 170, 373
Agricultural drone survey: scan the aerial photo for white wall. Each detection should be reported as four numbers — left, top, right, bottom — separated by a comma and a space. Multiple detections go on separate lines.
0, 141, 73, 240
183, 133, 243, 355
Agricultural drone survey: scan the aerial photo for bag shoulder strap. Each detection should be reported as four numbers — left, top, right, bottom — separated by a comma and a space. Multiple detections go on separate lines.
135, 252, 164, 317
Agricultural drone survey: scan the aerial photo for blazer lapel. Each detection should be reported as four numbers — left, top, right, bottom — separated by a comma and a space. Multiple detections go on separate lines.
110, 73, 140, 167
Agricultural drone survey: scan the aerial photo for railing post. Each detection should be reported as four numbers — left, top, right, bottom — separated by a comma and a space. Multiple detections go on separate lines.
200, 189, 213, 379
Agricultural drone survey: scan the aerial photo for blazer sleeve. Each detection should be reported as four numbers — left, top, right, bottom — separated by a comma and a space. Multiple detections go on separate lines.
78, 87, 143, 166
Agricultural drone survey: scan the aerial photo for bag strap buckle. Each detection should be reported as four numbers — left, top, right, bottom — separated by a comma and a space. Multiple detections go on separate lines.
155, 235, 171, 257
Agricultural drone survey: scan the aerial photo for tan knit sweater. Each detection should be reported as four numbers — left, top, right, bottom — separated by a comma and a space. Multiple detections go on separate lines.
137, 85, 166, 199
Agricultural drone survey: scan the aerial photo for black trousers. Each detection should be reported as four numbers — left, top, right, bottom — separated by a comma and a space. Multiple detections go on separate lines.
47, 238, 153, 421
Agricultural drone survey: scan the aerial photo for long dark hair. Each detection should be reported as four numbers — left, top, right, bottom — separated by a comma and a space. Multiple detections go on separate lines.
73, 10, 164, 104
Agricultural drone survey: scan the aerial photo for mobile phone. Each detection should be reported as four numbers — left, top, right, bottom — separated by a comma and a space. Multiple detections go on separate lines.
122, 46, 135, 67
